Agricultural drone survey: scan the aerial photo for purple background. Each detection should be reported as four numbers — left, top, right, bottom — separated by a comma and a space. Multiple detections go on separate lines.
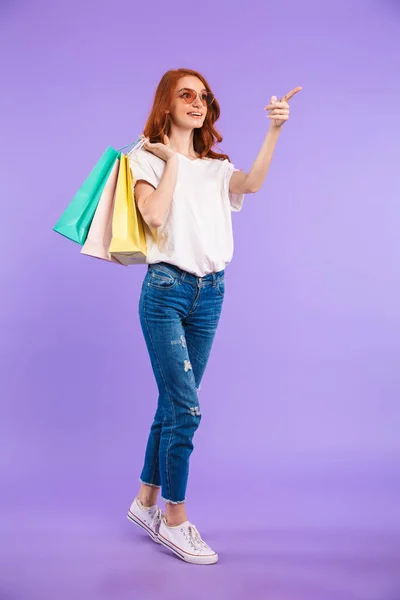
1, 0, 399, 598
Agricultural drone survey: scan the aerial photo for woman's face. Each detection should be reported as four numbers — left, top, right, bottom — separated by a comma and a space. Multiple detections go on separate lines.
168, 76, 210, 130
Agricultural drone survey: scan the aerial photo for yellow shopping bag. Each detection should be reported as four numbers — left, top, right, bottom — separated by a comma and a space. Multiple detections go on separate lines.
109, 153, 147, 265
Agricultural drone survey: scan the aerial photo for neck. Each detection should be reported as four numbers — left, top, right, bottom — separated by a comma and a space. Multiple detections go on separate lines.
168, 128, 197, 157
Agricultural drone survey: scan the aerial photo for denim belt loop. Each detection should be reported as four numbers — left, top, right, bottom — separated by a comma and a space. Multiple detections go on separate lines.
179, 271, 185, 285
212, 273, 216, 287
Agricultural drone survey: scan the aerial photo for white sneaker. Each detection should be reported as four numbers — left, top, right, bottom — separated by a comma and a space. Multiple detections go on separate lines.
158, 516, 218, 565
127, 497, 164, 544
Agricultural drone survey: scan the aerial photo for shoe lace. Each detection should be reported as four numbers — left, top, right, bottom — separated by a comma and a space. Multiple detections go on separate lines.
150, 506, 163, 529
188, 524, 208, 549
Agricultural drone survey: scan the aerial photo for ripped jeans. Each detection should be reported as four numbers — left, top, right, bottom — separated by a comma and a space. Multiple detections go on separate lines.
138, 261, 225, 504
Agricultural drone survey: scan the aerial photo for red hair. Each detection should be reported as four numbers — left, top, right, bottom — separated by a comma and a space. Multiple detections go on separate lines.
142, 68, 230, 162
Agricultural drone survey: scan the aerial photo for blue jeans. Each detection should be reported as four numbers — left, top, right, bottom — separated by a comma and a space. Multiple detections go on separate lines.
138, 261, 225, 504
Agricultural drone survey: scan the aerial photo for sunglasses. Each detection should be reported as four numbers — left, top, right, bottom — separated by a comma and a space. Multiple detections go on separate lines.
176, 88, 215, 107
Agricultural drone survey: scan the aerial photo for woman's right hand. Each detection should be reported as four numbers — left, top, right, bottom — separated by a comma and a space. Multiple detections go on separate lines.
143, 135, 177, 162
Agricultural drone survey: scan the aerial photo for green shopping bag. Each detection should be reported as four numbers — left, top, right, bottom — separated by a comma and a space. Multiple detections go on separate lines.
53, 146, 120, 245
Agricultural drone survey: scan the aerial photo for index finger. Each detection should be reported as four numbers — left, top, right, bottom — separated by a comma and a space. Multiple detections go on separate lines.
280, 86, 303, 102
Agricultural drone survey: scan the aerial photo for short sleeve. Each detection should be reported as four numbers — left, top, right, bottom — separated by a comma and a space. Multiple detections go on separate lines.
224, 161, 245, 212
129, 149, 159, 190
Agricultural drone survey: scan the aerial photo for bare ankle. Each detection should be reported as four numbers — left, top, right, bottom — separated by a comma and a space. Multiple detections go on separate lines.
165, 501, 187, 527
138, 483, 159, 507
166, 518, 186, 527
138, 498, 152, 508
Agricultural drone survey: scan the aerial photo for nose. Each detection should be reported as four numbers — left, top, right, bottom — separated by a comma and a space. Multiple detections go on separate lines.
192, 93, 203, 108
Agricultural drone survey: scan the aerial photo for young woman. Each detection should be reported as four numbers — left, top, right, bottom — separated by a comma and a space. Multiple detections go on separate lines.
126, 68, 301, 565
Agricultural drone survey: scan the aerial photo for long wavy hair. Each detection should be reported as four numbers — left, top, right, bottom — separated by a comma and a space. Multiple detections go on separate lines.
142, 68, 230, 162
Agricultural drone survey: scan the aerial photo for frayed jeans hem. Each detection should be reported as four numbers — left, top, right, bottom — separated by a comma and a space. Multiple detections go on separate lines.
139, 478, 161, 489
161, 496, 186, 505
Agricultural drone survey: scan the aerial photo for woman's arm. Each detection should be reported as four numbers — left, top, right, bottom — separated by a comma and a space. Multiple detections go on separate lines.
135, 155, 178, 229
230, 125, 282, 195
135, 137, 178, 229
230, 86, 302, 195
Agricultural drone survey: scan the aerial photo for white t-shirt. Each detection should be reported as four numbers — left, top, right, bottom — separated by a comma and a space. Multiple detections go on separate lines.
129, 148, 245, 277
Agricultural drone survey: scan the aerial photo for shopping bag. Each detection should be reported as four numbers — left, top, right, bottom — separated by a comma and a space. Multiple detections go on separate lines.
53, 146, 120, 245
109, 153, 147, 266
80, 158, 125, 265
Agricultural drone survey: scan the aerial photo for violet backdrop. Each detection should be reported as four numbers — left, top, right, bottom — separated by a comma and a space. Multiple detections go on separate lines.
1, 0, 399, 598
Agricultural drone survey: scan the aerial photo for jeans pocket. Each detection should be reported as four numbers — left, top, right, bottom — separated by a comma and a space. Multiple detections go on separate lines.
216, 278, 225, 297
148, 268, 178, 290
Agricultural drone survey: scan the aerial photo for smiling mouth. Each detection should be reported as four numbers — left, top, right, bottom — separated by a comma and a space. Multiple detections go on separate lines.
187, 112, 203, 118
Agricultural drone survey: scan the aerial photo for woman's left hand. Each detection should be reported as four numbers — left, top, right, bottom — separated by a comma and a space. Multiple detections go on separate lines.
264, 86, 302, 129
